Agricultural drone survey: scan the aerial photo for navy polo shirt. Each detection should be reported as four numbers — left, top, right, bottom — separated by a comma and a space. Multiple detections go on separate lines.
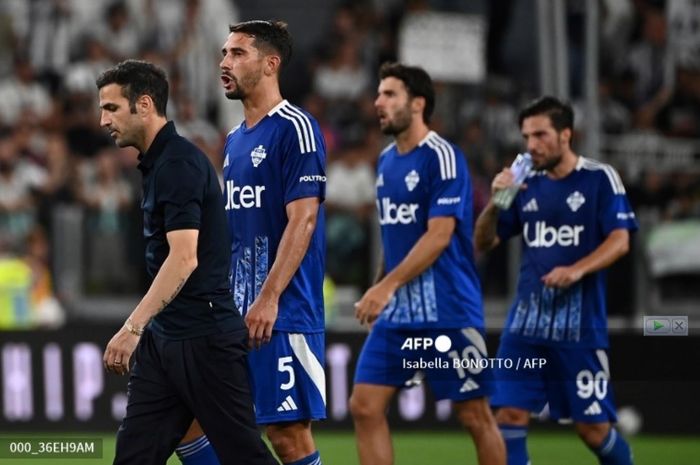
137, 121, 244, 339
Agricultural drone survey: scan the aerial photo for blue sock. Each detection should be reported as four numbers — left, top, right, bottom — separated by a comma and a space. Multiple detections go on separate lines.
284, 450, 322, 465
175, 435, 220, 465
592, 428, 634, 465
499, 425, 530, 465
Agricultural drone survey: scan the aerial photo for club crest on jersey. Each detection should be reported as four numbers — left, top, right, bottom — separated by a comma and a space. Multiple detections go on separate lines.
566, 191, 586, 212
405, 170, 420, 192
250, 145, 267, 167
223, 152, 230, 168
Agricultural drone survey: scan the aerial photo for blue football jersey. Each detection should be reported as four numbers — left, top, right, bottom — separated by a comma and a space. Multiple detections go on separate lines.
497, 156, 638, 348
223, 100, 326, 333
375, 131, 484, 329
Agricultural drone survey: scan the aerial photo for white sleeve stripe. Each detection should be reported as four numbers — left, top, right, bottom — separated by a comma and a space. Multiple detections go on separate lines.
279, 106, 311, 152
427, 134, 456, 179
276, 111, 308, 153
288, 333, 327, 406
602, 166, 621, 195
426, 138, 448, 179
433, 134, 457, 179
435, 141, 453, 179
280, 106, 311, 152
448, 142, 456, 178
582, 158, 625, 194
608, 165, 626, 194
282, 104, 317, 152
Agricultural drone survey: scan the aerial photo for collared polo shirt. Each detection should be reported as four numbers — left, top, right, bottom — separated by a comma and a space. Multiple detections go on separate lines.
137, 121, 243, 339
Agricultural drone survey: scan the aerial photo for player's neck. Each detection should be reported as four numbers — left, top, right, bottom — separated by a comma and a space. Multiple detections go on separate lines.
394, 123, 430, 154
242, 85, 283, 128
139, 117, 168, 154
546, 149, 578, 180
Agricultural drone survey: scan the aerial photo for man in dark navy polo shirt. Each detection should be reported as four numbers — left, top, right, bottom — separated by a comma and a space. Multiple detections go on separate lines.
97, 60, 276, 465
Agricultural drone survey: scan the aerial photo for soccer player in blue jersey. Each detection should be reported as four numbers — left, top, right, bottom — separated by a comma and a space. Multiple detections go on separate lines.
474, 96, 637, 465
217, 20, 326, 465
351, 63, 505, 465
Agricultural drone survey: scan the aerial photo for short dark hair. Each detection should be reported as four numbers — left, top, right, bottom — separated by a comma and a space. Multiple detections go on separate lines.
229, 20, 292, 68
379, 62, 435, 123
96, 59, 168, 116
518, 96, 574, 132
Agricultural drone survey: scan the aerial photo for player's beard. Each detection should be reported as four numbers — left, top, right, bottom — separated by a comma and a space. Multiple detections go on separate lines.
536, 138, 566, 171
225, 68, 262, 100
380, 103, 412, 135
536, 152, 563, 171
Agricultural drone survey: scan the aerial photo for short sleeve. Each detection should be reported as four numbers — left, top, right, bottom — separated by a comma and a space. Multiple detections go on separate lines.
597, 168, 639, 235
427, 145, 468, 219
281, 115, 326, 205
155, 159, 205, 231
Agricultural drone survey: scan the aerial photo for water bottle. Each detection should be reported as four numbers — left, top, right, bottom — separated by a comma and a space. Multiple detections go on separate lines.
492, 152, 533, 210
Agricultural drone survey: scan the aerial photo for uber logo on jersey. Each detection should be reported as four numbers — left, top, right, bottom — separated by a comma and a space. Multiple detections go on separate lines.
523, 221, 584, 247
250, 144, 267, 167
377, 197, 419, 225
224, 180, 265, 210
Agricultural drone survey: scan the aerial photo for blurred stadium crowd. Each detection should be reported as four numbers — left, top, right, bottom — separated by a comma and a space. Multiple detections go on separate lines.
0, 0, 698, 328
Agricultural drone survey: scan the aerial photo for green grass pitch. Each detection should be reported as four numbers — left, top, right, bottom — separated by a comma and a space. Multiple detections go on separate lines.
1, 431, 698, 464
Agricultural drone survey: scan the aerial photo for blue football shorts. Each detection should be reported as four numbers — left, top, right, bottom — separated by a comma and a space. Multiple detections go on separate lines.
354, 325, 494, 402
247, 330, 326, 424
491, 337, 618, 423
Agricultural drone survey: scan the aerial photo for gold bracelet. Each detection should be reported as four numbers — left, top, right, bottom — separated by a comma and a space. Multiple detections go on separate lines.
124, 318, 144, 336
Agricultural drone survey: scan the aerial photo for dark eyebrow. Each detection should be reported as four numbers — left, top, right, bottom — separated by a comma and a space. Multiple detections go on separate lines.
222, 46, 246, 55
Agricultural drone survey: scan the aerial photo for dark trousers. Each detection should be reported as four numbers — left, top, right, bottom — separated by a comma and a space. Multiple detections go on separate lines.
113, 328, 277, 465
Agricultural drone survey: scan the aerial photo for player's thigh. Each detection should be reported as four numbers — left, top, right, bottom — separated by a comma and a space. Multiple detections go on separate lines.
248, 331, 326, 424
349, 383, 397, 420
490, 338, 548, 415
354, 325, 416, 388
546, 348, 618, 423
424, 327, 494, 402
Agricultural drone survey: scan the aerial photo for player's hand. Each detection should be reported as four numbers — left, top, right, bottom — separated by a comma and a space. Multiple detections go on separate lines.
103, 327, 140, 375
491, 168, 527, 196
245, 292, 278, 349
541, 265, 583, 288
354, 280, 397, 327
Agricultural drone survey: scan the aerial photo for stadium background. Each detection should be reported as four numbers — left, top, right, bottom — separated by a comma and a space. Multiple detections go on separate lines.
0, 0, 699, 463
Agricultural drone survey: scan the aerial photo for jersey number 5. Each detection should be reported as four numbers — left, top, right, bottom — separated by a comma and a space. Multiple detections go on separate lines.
278, 356, 295, 390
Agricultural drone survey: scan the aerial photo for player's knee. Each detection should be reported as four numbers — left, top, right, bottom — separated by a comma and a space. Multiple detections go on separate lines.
266, 423, 310, 460
349, 392, 381, 422
575, 422, 610, 448
495, 407, 529, 426
455, 399, 496, 434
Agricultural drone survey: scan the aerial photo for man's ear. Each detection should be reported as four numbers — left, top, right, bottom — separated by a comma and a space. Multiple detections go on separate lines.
137, 94, 153, 116
560, 127, 572, 146
265, 54, 282, 77
412, 95, 426, 116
